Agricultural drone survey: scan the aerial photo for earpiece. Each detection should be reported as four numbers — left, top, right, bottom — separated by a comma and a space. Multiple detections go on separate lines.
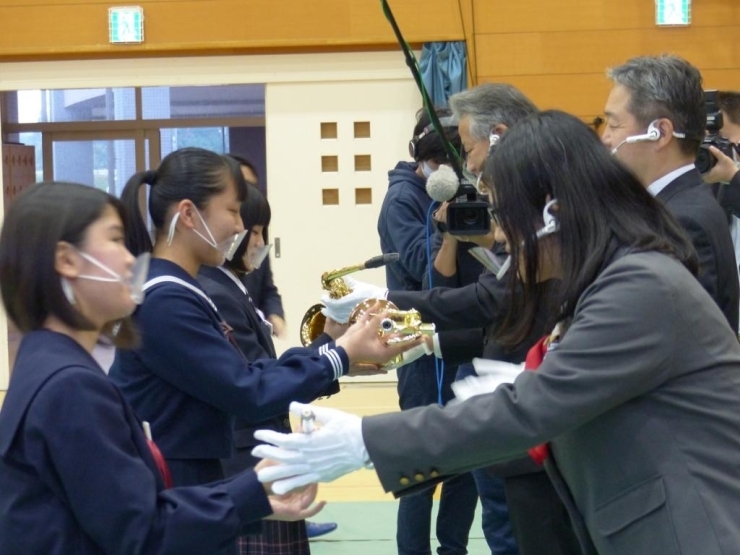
489, 132, 501, 148
625, 120, 662, 144
536, 199, 559, 239
611, 120, 687, 155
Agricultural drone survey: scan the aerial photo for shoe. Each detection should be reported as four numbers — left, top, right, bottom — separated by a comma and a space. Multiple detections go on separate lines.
306, 521, 338, 538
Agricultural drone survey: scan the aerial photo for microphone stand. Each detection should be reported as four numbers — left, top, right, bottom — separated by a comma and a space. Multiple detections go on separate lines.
380, 0, 466, 182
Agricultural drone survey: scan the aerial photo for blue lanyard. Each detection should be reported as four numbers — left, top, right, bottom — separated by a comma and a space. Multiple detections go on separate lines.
425, 201, 445, 406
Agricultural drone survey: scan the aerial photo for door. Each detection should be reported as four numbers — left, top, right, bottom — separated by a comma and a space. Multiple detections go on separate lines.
265, 78, 421, 380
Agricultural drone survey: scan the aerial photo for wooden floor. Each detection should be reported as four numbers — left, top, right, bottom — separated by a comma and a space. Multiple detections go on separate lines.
298, 381, 406, 502
308, 501, 490, 555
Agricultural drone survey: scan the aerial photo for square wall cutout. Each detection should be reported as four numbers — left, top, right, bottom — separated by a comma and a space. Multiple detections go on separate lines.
355, 188, 372, 204
321, 155, 339, 172
321, 122, 338, 139
354, 155, 371, 172
354, 121, 371, 138
322, 189, 339, 205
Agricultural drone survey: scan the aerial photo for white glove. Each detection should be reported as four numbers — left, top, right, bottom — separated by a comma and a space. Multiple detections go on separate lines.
252, 402, 372, 495
399, 339, 434, 366
472, 358, 525, 379
451, 358, 526, 402
320, 276, 389, 324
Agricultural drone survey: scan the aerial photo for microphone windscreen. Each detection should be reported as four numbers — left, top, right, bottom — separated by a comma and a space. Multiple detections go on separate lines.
426, 165, 460, 202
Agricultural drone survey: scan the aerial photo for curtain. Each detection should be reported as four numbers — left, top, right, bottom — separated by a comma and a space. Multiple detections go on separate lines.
419, 42, 467, 108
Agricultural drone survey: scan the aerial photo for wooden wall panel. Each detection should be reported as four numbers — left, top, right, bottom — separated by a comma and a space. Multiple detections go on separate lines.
475, 73, 613, 120
472, 0, 740, 117
1, 0, 738, 128
474, 0, 740, 33
0, 0, 466, 60
476, 28, 740, 78
476, 69, 740, 122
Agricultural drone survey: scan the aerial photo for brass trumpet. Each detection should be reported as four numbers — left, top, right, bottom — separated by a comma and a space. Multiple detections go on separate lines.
299, 254, 399, 347
349, 299, 435, 370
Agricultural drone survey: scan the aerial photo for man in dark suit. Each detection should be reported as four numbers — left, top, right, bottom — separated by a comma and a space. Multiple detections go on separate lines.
601, 54, 739, 333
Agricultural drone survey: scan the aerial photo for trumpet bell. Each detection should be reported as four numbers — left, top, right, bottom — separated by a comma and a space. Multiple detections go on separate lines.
300, 303, 326, 347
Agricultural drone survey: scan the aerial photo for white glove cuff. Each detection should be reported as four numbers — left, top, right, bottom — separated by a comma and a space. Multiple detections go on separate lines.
432, 333, 443, 358
348, 417, 373, 469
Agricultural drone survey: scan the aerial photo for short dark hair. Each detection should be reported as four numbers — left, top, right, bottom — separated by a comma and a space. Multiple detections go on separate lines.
226, 153, 260, 184
607, 55, 705, 155
718, 91, 740, 126
121, 147, 248, 255
226, 184, 271, 275
484, 110, 696, 346
0, 182, 137, 347
412, 108, 462, 164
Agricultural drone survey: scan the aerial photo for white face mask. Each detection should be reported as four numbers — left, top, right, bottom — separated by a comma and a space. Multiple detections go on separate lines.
166, 207, 247, 262
73, 251, 151, 304
249, 244, 272, 270
421, 161, 435, 179
495, 198, 559, 280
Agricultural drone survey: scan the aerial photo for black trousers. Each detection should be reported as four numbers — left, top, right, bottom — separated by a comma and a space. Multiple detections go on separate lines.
504, 471, 583, 555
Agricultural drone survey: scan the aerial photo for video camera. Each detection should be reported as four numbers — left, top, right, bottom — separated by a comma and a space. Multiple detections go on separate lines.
696, 90, 736, 174
446, 178, 491, 236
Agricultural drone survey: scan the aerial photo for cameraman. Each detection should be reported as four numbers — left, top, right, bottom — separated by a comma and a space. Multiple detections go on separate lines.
377, 108, 477, 555
703, 91, 740, 326
704, 91, 740, 206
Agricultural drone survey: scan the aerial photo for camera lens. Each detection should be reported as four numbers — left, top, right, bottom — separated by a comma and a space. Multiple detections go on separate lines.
695, 145, 715, 174
457, 209, 482, 227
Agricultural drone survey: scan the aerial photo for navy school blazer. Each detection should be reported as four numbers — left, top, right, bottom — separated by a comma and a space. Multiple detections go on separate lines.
197, 265, 339, 477
109, 259, 348, 474
0, 330, 270, 555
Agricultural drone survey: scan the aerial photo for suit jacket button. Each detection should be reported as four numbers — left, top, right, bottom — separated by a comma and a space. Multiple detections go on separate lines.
399, 476, 410, 486
429, 470, 440, 478
414, 473, 425, 482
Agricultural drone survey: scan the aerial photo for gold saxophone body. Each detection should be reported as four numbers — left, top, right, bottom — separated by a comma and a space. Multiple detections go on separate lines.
299, 261, 435, 370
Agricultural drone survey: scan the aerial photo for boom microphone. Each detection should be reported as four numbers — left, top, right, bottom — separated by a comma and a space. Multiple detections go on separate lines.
611, 134, 656, 155
426, 165, 460, 202
363, 253, 400, 269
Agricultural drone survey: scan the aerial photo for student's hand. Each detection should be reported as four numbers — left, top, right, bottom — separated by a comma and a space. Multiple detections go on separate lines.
268, 315, 287, 339
256, 459, 326, 520
335, 302, 423, 367
346, 362, 388, 377
323, 317, 349, 341
266, 485, 326, 521
702, 146, 739, 184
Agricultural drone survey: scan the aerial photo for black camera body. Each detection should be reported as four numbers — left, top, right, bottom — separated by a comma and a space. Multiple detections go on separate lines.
446, 179, 491, 236
696, 90, 736, 174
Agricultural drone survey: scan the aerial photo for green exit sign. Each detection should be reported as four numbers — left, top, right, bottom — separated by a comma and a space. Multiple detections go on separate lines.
109, 6, 144, 44
656, 0, 691, 26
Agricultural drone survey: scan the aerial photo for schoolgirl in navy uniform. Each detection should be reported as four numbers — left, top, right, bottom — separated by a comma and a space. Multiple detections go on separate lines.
199, 184, 327, 555
108, 149, 407, 544
0, 182, 322, 555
